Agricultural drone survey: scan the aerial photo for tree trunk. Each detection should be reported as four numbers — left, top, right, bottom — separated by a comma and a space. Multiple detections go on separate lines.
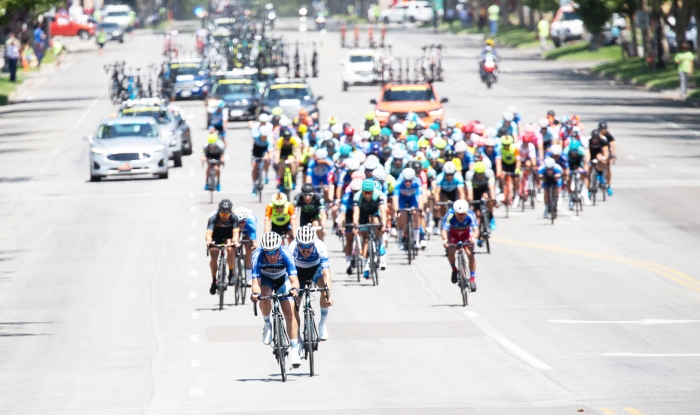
674, 0, 692, 47
516, 0, 525, 27
630, 14, 639, 57
640, 0, 654, 59
528, 6, 535, 30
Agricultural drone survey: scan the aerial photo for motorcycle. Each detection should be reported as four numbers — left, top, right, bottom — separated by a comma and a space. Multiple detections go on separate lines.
480, 53, 498, 89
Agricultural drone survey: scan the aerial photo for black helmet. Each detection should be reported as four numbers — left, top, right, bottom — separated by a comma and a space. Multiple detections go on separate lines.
381, 146, 393, 158
218, 199, 233, 213
591, 129, 600, 137
280, 128, 292, 139
598, 121, 608, 130
379, 134, 390, 143
301, 183, 314, 195
444, 149, 455, 160
547, 110, 555, 117
410, 160, 422, 172
325, 140, 336, 150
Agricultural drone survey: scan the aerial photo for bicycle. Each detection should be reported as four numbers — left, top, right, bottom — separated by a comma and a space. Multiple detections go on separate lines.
351, 230, 363, 282
449, 242, 472, 306
570, 169, 584, 215
501, 172, 519, 218
208, 242, 231, 311
469, 199, 494, 254
253, 292, 294, 382
206, 159, 221, 203
253, 157, 265, 203
234, 238, 250, 306
397, 208, 419, 264
281, 158, 295, 199
546, 184, 558, 225
519, 167, 537, 211
589, 159, 608, 206
297, 282, 330, 377
355, 223, 383, 286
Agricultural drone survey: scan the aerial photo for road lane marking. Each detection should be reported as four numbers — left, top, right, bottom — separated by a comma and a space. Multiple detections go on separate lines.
624, 408, 646, 415
550, 319, 700, 325
191, 360, 200, 367
492, 238, 700, 294
599, 409, 617, 415
465, 311, 552, 370
191, 312, 199, 320
72, 89, 106, 130
189, 387, 204, 396
189, 292, 197, 299
190, 335, 199, 343
189, 269, 198, 276
603, 353, 700, 357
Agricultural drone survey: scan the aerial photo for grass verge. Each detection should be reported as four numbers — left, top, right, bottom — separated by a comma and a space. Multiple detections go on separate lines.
544, 41, 621, 60
0, 72, 25, 105
591, 57, 700, 91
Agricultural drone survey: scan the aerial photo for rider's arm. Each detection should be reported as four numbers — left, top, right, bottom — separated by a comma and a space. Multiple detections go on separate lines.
205, 230, 213, 245
352, 205, 360, 227
263, 205, 272, 233
380, 198, 388, 227
281, 247, 300, 291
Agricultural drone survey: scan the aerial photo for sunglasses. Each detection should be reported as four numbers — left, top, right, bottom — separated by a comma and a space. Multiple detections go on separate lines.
264, 249, 280, 256
220, 212, 231, 217
298, 242, 314, 250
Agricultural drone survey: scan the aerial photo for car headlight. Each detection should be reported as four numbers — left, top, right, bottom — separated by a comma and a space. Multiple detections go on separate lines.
429, 108, 444, 116
162, 130, 175, 138
153, 145, 165, 152
169, 139, 178, 147
91, 147, 107, 154
195, 81, 204, 87
375, 109, 390, 117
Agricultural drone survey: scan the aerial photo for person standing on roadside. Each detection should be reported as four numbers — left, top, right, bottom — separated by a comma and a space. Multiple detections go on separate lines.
477, 4, 487, 32
487, 2, 500, 35
51, 38, 63, 68
32, 23, 46, 68
674, 43, 695, 97
537, 16, 549, 50
96, 28, 107, 56
4, 33, 21, 82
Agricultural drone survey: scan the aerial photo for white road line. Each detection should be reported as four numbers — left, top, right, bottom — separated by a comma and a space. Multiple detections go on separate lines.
189, 292, 197, 299
190, 335, 199, 343
550, 319, 700, 325
72, 90, 105, 130
465, 311, 552, 370
191, 312, 199, 320
191, 360, 200, 367
189, 387, 204, 396
603, 353, 700, 357
189, 269, 198, 276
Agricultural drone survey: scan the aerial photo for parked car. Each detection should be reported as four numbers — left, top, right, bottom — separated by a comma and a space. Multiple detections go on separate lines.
666, 17, 697, 53
550, 4, 584, 48
258, 79, 322, 119
168, 105, 194, 156
380, 1, 434, 24
98, 22, 124, 43
50, 13, 96, 40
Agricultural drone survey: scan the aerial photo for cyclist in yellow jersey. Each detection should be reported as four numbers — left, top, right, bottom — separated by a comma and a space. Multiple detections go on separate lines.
264, 192, 296, 245
496, 135, 522, 205
275, 129, 301, 191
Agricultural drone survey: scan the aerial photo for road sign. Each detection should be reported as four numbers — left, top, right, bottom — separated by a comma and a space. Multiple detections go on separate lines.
635, 10, 650, 29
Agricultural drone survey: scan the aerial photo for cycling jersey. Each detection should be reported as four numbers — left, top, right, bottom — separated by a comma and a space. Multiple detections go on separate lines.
306, 158, 334, 186
203, 141, 225, 160
538, 164, 564, 188
339, 186, 356, 214
436, 172, 465, 192
353, 189, 386, 216
265, 202, 295, 226
251, 246, 297, 296
207, 210, 239, 243
547, 153, 568, 170
277, 136, 301, 158
209, 107, 229, 127
393, 178, 422, 209
442, 209, 477, 245
465, 169, 495, 189
236, 207, 258, 241
385, 157, 407, 179
588, 136, 608, 159
500, 146, 518, 165
517, 142, 537, 161
565, 146, 586, 170
294, 193, 325, 220
481, 147, 501, 167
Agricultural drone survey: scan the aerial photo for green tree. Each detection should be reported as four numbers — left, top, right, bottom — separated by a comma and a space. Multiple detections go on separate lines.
576, 0, 617, 48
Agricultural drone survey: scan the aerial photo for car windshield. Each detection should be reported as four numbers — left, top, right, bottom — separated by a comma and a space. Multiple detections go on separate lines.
171, 65, 200, 76
562, 12, 580, 21
266, 85, 313, 101
349, 55, 373, 63
108, 11, 129, 17
212, 82, 257, 98
96, 122, 159, 139
382, 86, 435, 102
120, 107, 172, 124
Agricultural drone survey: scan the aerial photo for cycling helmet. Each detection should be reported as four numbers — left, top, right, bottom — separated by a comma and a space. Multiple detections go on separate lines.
452, 130, 464, 142
315, 148, 329, 159
427, 148, 440, 159
361, 179, 374, 192
280, 128, 293, 139
271, 192, 287, 207
351, 171, 366, 180
402, 168, 416, 181
485, 127, 497, 139
544, 157, 556, 169
301, 183, 315, 195
423, 129, 436, 139
338, 144, 351, 156
550, 144, 563, 156
485, 38, 494, 46
453, 199, 469, 214
569, 140, 581, 152
360, 130, 371, 140
365, 111, 376, 120
501, 135, 514, 146
261, 231, 283, 251
445, 118, 456, 128
320, 129, 333, 142
331, 123, 343, 135
298, 124, 308, 134
443, 161, 457, 174
591, 129, 600, 138
444, 149, 455, 160
484, 138, 496, 147
598, 121, 608, 130
353, 151, 366, 163
571, 126, 582, 136
407, 141, 419, 152
364, 155, 380, 170
454, 141, 468, 153
547, 110, 555, 117
207, 134, 219, 144
327, 115, 338, 125
473, 161, 486, 174
406, 121, 417, 131
345, 157, 360, 171
369, 141, 381, 154
295, 225, 316, 245
392, 147, 407, 159
524, 123, 536, 135
298, 108, 308, 116
473, 123, 486, 135
474, 149, 484, 160
539, 118, 549, 128
234, 207, 248, 221
369, 125, 381, 136
271, 107, 284, 116
258, 113, 271, 123
218, 199, 233, 213
406, 134, 418, 142
381, 146, 393, 158
350, 178, 364, 191
372, 168, 387, 182
393, 123, 406, 134
561, 115, 571, 125
279, 117, 291, 127
421, 159, 430, 169
433, 137, 447, 149
430, 122, 440, 131
344, 126, 355, 137
502, 111, 514, 122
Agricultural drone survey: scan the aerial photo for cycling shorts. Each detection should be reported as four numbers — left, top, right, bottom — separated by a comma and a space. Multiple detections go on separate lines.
359, 210, 381, 226
398, 197, 419, 210
448, 229, 473, 248
309, 173, 332, 186
297, 264, 323, 288
502, 162, 516, 174
252, 144, 269, 158
300, 214, 322, 227
441, 189, 458, 202
473, 186, 489, 203
260, 275, 293, 301
212, 229, 233, 244
542, 177, 562, 188
271, 222, 293, 237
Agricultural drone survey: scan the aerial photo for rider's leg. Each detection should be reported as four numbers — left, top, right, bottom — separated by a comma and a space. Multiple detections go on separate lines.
281, 298, 299, 342
226, 246, 235, 280
411, 208, 421, 247
244, 243, 253, 284
397, 210, 407, 244
447, 246, 456, 269
209, 248, 219, 283
252, 159, 259, 183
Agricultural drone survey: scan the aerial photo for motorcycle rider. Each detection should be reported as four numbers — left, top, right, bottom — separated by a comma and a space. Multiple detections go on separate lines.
478, 39, 500, 83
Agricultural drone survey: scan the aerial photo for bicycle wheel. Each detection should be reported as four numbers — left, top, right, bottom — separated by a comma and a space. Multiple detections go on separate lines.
305, 306, 315, 377
601, 174, 607, 202
235, 256, 244, 305
406, 227, 413, 265
354, 235, 362, 282
218, 260, 226, 311
590, 176, 597, 206
457, 251, 468, 306
369, 239, 377, 286
276, 315, 287, 382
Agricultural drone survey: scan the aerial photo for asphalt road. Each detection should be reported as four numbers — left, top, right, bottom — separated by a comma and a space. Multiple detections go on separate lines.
1, 26, 700, 415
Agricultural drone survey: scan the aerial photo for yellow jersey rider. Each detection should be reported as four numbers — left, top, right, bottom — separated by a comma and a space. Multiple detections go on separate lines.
264, 192, 296, 245
275, 128, 301, 191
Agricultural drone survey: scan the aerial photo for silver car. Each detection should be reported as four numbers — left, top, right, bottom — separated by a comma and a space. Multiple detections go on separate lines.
85, 117, 169, 181
118, 99, 184, 167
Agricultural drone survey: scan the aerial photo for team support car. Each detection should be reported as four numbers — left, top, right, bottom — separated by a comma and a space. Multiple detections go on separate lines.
259, 79, 323, 120
85, 117, 169, 181
170, 61, 208, 100
370, 82, 447, 126
341, 49, 380, 91
117, 99, 186, 167
207, 77, 261, 122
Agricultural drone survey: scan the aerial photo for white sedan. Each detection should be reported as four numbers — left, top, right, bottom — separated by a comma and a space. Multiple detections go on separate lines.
380, 1, 433, 24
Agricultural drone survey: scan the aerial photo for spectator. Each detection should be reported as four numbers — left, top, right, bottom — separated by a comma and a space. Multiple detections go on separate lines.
32, 23, 46, 67
674, 43, 695, 97
4, 33, 21, 82
537, 16, 549, 50
96, 28, 107, 56
458, 6, 468, 28
467, 4, 474, 27
477, 4, 487, 32
51, 38, 63, 68
620, 26, 632, 58
487, 2, 499, 35
445, 8, 455, 25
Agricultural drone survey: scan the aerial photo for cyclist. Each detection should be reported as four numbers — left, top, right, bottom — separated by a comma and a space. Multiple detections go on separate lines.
294, 184, 327, 240
385, 147, 408, 180
353, 179, 388, 276
441, 199, 478, 291
289, 226, 334, 340
433, 161, 465, 233
539, 118, 555, 151
202, 131, 225, 191
496, 111, 519, 138
251, 125, 273, 196
234, 207, 258, 287
466, 161, 497, 232
250, 232, 302, 368
587, 129, 611, 196
563, 140, 590, 208
597, 122, 615, 195
205, 199, 240, 295
264, 192, 296, 245
339, 178, 364, 274
538, 157, 563, 218
520, 123, 544, 162
275, 128, 301, 191
479, 39, 500, 82
305, 147, 335, 202
207, 100, 229, 139
393, 168, 423, 251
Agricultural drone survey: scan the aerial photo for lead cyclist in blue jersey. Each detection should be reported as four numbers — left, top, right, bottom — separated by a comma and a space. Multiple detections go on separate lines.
433, 161, 465, 232
250, 232, 302, 368
393, 167, 423, 251
288, 226, 334, 340
306, 147, 335, 203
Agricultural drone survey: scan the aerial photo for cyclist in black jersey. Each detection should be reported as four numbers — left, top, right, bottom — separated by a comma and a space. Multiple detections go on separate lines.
205, 199, 241, 295
353, 180, 388, 276
294, 184, 327, 240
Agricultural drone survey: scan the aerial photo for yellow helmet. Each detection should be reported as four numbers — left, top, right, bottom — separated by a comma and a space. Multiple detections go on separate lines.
298, 124, 308, 134
207, 133, 219, 144
271, 192, 288, 207
474, 161, 486, 174
485, 39, 494, 46
327, 116, 338, 125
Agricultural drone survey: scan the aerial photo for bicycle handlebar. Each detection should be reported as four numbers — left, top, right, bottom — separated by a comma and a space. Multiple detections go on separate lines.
469, 199, 496, 204
253, 292, 296, 316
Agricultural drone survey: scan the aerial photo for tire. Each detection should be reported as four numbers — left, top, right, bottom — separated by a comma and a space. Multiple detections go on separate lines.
553, 38, 561, 48
183, 140, 193, 156
458, 252, 468, 306
173, 151, 183, 168
354, 236, 362, 282
78, 30, 89, 41
369, 240, 377, 286
90, 174, 102, 182
305, 307, 315, 377
409, 16, 416, 23
276, 317, 287, 382
218, 261, 226, 311
118, 38, 124, 44
342, 82, 348, 92
234, 258, 242, 306
157, 170, 169, 179
486, 74, 493, 88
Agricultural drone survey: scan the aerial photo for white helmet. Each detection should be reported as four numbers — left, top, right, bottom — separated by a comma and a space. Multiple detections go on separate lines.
443, 161, 457, 174
345, 157, 360, 171
258, 113, 271, 123
550, 144, 562, 156
393, 123, 406, 134
544, 157, 556, 169
453, 199, 469, 214
321, 129, 333, 141
350, 178, 364, 191
279, 117, 291, 127
392, 147, 406, 159
353, 151, 366, 163
402, 168, 416, 181
360, 130, 371, 140
259, 125, 272, 136
508, 105, 519, 115
364, 155, 380, 170
539, 118, 549, 128
234, 207, 248, 221
296, 225, 316, 245
445, 118, 456, 128
485, 126, 497, 139
484, 138, 496, 147
260, 232, 282, 251
331, 123, 343, 135
315, 148, 329, 159
423, 129, 436, 139
454, 141, 468, 153
452, 130, 464, 142
503, 111, 514, 122
372, 168, 387, 182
